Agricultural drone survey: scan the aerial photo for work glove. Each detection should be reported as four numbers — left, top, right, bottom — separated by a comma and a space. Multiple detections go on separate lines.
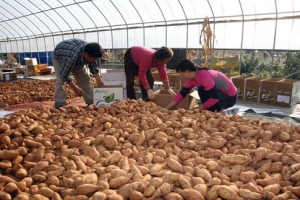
167, 88, 176, 95
147, 89, 156, 100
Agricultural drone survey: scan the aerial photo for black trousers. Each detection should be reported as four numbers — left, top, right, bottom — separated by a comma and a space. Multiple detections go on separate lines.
124, 48, 154, 100
198, 86, 237, 112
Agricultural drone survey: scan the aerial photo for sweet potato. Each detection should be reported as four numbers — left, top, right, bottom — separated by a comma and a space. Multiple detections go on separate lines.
150, 183, 172, 200
208, 136, 227, 149
263, 184, 281, 196
195, 168, 212, 182
129, 190, 143, 200
178, 174, 192, 189
220, 154, 251, 165
252, 147, 267, 164
238, 188, 262, 200
75, 184, 101, 196
91, 192, 106, 200
285, 186, 300, 197
164, 192, 183, 200
272, 191, 291, 200
103, 135, 118, 149
193, 184, 207, 198
166, 158, 184, 173
217, 185, 238, 200
291, 169, 300, 182
180, 188, 204, 200
109, 173, 133, 189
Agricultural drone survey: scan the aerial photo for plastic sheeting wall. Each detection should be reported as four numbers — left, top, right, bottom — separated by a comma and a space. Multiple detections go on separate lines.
0, 0, 300, 53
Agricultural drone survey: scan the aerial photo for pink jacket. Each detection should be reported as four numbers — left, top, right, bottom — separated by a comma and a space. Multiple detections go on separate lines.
174, 70, 237, 109
131, 46, 168, 88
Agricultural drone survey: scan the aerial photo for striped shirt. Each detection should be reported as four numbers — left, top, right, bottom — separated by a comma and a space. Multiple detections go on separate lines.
53, 38, 99, 83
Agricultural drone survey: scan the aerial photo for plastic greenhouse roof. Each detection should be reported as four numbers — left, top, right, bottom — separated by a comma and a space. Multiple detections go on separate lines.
0, 0, 300, 53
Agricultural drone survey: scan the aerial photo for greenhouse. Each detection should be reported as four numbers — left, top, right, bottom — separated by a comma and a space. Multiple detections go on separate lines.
0, 0, 299, 77
0, 1, 300, 200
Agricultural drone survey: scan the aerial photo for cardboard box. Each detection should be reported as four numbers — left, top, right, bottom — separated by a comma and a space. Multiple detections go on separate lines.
1, 72, 17, 81
93, 85, 124, 106
168, 73, 182, 89
103, 80, 127, 100
245, 77, 266, 102
154, 89, 199, 110
24, 58, 38, 67
259, 78, 282, 104
231, 76, 251, 100
276, 79, 300, 107
152, 70, 182, 89
24, 65, 35, 77
152, 70, 160, 81
15, 67, 24, 74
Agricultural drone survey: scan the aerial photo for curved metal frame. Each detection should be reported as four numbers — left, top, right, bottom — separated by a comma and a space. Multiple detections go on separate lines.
0, 3, 32, 58
129, 0, 145, 47
207, 0, 215, 49
154, 0, 167, 46
57, 1, 85, 39
3, 0, 44, 58
271, 0, 278, 77
41, 0, 74, 41
238, 0, 244, 75
76, 1, 99, 42
0, 0, 299, 56
177, 0, 188, 50
28, 0, 62, 64
14, 0, 51, 63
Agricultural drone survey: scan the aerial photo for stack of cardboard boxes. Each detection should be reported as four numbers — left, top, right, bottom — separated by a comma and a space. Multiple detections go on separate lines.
231, 76, 300, 107
24, 58, 48, 76
24, 58, 37, 77
0, 68, 17, 82
152, 69, 183, 90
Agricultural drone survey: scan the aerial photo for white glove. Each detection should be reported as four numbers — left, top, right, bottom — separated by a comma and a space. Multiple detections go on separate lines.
147, 89, 155, 100
167, 88, 176, 95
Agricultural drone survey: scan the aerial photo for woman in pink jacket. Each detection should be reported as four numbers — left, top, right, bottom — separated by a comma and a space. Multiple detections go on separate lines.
166, 59, 237, 112
124, 46, 176, 100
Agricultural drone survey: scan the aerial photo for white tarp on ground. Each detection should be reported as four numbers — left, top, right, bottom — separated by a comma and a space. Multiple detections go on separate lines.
0, 110, 15, 118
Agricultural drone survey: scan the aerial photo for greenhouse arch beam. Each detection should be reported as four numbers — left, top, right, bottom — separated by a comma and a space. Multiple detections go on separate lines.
271, 0, 279, 78
15, 0, 51, 61
0, 3, 34, 55
58, 1, 85, 40
238, 0, 244, 75
76, 1, 99, 42
155, 0, 167, 46
41, 0, 74, 41
110, 0, 129, 49
207, 0, 215, 49
90, 1, 113, 48
3, 0, 43, 51
28, 0, 62, 52
129, 0, 145, 47
177, 0, 188, 49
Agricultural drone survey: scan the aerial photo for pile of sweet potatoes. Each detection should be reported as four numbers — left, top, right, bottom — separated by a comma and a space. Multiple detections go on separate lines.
0, 99, 299, 199
0, 79, 86, 108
